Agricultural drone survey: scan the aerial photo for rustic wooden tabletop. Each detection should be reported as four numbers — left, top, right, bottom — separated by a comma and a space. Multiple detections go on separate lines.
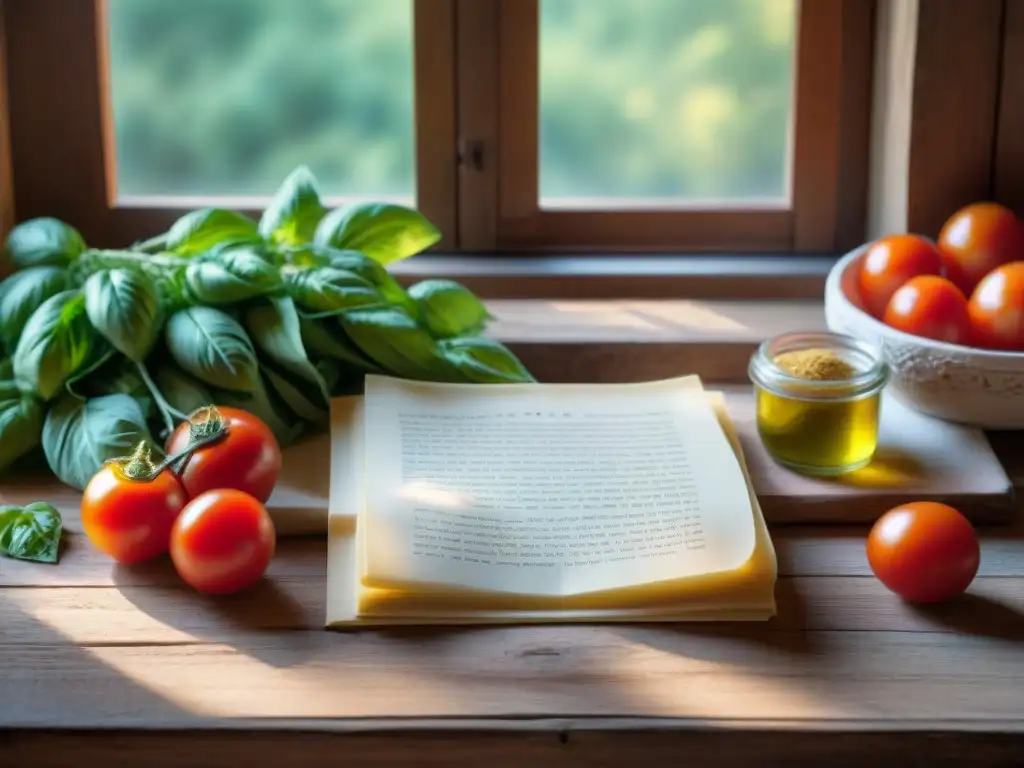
3, 433, 1024, 768
0, 390, 1021, 767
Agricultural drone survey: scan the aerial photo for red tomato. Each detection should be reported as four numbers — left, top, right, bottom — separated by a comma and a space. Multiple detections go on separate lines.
170, 489, 276, 595
81, 462, 188, 564
167, 407, 281, 503
937, 202, 1024, 295
968, 261, 1024, 350
882, 275, 974, 345
857, 234, 943, 318
866, 502, 980, 603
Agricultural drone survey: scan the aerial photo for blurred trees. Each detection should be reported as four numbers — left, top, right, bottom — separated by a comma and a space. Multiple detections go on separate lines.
109, 0, 794, 203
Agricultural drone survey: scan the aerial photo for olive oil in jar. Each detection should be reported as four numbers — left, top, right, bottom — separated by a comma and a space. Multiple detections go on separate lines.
755, 386, 881, 474
748, 333, 890, 476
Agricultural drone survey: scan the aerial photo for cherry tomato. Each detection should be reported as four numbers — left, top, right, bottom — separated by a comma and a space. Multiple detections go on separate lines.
81, 461, 188, 564
937, 202, 1024, 295
967, 261, 1024, 350
170, 489, 276, 595
857, 234, 943, 318
167, 407, 281, 503
882, 275, 974, 345
867, 501, 980, 603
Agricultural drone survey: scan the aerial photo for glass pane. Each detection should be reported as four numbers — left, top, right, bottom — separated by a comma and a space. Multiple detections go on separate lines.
107, 0, 416, 200
539, 0, 796, 207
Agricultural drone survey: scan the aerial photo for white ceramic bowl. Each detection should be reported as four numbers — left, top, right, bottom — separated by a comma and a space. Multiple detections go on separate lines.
824, 245, 1024, 430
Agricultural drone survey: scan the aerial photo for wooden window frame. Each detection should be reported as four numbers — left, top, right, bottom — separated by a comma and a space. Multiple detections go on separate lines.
4, 0, 458, 249
458, 0, 876, 254
4, 0, 873, 257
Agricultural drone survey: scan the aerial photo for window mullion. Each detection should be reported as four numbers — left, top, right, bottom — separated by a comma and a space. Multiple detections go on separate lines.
454, 0, 502, 251
415, 0, 459, 250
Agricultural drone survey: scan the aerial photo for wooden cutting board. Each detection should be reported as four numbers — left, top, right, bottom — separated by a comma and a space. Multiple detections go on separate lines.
0, 388, 1016, 534
721, 388, 1016, 524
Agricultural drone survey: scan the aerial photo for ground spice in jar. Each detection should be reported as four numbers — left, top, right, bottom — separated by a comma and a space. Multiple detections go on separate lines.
774, 348, 857, 381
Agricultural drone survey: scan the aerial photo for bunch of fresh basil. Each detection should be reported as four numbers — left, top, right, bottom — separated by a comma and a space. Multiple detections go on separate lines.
0, 166, 534, 490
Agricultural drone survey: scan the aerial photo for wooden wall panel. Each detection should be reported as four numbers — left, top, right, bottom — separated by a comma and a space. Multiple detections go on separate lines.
0, 1, 16, 269
869, 0, 1005, 240
906, 0, 1005, 237
995, 0, 1024, 216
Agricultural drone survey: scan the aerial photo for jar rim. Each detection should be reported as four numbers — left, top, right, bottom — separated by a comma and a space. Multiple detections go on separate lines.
748, 331, 890, 400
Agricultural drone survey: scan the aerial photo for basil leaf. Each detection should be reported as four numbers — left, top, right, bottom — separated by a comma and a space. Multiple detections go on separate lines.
322, 248, 416, 313
0, 382, 44, 473
285, 267, 382, 315
338, 306, 455, 380
0, 502, 62, 563
290, 245, 411, 305
298, 315, 382, 373
42, 392, 158, 490
185, 246, 283, 304
0, 266, 72, 355
165, 306, 260, 392
259, 166, 327, 247
439, 337, 536, 383
314, 203, 441, 265
408, 279, 492, 338
167, 208, 260, 257
83, 269, 162, 362
262, 365, 329, 424
214, 377, 304, 447
245, 296, 329, 404
14, 291, 94, 400
4, 218, 86, 268
154, 364, 214, 417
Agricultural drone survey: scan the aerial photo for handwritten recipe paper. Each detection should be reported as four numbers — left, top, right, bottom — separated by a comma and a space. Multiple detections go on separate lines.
326, 375, 778, 627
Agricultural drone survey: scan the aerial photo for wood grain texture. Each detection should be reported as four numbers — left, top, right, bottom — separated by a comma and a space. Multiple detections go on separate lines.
834, 0, 876, 251
7, 729, 1024, 768
455, 0, 501, 250
792, 0, 844, 251
5, 0, 110, 243
0, 1, 15, 264
415, 0, 459, 249
995, 0, 1024, 216
6, 571, 1024, 644
4, 520, 1024, 589
906, 0, 1005, 237
865, 0, 916, 239
3, 581, 1024, 728
496, 0, 539, 229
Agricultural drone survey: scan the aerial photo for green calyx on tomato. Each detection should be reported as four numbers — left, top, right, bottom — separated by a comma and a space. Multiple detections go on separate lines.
103, 406, 232, 484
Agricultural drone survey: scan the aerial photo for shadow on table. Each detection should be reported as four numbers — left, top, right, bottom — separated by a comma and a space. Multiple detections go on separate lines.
0, 591, 190, 728
909, 593, 1024, 642
610, 578, 825, 662
112, 558, 318, 669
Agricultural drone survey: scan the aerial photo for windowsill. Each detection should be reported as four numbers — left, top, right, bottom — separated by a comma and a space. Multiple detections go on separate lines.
391, 253, 840, 299
483, 296, 826, 384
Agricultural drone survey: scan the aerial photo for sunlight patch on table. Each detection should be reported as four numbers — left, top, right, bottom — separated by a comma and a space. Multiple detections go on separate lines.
603, 644, 850, 719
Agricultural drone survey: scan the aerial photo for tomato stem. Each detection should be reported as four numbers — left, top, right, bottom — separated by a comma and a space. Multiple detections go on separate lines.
105, 407, 230, 483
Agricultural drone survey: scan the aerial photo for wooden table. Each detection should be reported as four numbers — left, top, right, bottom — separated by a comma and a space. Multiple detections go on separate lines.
2, 436, 1023, 767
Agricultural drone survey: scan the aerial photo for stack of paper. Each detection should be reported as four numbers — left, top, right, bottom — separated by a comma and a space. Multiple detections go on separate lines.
326, 375, 777, 627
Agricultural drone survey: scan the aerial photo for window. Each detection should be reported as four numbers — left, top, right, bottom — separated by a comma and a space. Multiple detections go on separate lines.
5, 0, 871, 254
491, 0, 871, 252
106, 0, 418, 202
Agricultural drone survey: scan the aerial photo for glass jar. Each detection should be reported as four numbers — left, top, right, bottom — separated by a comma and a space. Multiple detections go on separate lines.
748, 331, 890, 476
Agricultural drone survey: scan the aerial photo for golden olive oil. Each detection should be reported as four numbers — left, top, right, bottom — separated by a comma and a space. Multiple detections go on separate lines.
755, 386, 881, 475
